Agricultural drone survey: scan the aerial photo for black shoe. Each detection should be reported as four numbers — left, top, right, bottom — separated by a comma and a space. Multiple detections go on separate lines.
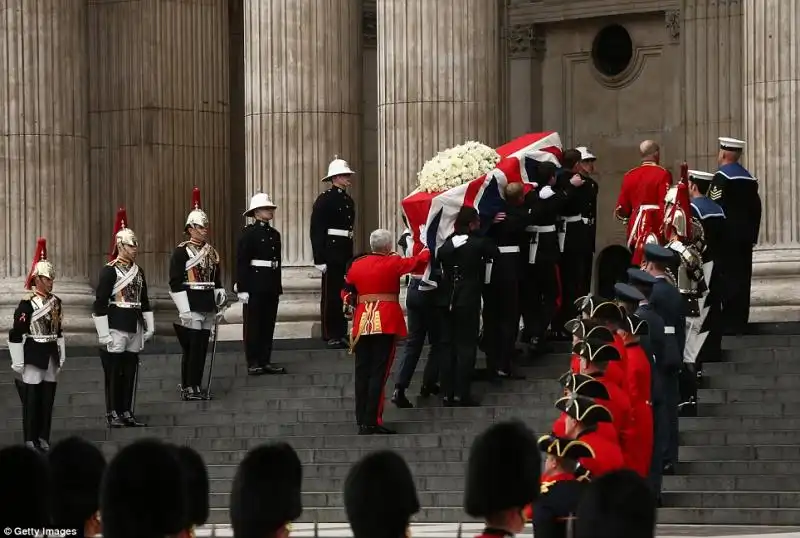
374, 425, 396, 435
392, 389, 413, 409
443, 396, 457, 407
195, 386, 212, 401
122, 411, 146, 427
358, 425, 376, 435
419, 383, 440, 397
181, 387, 204, 401
248, 366, 266, 376
327, 338, 348, 349
107, 412, 127, 428
662, 462, 676, 476
36, 439, 50, 453
261, 364, 287, 375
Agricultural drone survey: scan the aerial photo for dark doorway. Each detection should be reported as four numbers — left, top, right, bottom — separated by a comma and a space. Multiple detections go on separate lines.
596, 245, 632, 299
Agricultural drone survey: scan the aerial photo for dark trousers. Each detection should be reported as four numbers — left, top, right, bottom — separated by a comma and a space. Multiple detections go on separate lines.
582, 251, 595, 295
439, 303, 481, 400
243, 293, 279, 367
17, 378, 57, 444
649, 400, 667, 496
395, 281, 440, 390
662, 371, 681, 464
354, 334, 396, 426
482, 262, 520, 372
554, 253, 585, 329
721, 241, 753, 332
321, 263, 347, 341
101, 350, 140, 414
174, 325, 210, 388
526, 260, 560, 341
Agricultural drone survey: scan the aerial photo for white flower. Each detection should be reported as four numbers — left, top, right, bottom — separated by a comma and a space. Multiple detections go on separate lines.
416, 141, 501, 193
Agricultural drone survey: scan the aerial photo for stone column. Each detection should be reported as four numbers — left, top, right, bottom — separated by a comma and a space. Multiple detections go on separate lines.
744, 0, 800, 321
0, 0, 93, 337
377, 0, 501, 239
243, 0, 362, 266
87, 0, 231, 291
682, 0, 744, 171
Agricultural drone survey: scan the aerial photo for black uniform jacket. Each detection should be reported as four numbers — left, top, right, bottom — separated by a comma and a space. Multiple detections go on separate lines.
436, 231, 499, 310
486, 200, 529, 281
169, 242, 223, 314
525, 184, 566, 264
236, 220, 283, 296
533, 472, 587, 538
310, 186, 355, 266
93, 261, 152, 333
649, 277, 685, 372
635, 302, 666, 405
556, 171, 598, 253
9, 293, 63, 370
709, 162, 761, 245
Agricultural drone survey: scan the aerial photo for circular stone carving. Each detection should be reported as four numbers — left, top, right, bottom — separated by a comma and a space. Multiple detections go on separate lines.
591, 24, 634, 78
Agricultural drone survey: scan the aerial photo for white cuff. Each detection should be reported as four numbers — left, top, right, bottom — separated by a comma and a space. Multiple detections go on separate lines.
8, 341, 24, 370
143, 311, 155, 333
92, 315, 110, 340
58, 337, 66, 363
169, 291, 191, 315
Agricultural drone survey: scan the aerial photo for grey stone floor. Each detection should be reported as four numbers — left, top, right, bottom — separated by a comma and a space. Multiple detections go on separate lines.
194, 523, 800, 537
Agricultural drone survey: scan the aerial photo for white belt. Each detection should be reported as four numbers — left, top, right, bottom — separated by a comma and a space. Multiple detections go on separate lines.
251, 259, 279, 268
664, 326, 675, 334
498, 245, 520, 253
111, 301, 142, 309
524, 225, 557, 233
29, 335, 58, 343
328, 228, 353, 238
561, 214, 588, 224
628, 204, 660, 246
184, 282, 215, 290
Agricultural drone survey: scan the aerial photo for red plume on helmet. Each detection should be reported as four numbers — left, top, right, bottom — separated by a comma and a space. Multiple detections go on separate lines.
108, 207, 129, 261
25, 237, 48, 290
192, 186, 202, 210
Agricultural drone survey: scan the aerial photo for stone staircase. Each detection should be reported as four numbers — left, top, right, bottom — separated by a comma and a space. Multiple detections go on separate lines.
0, 324, 799, 526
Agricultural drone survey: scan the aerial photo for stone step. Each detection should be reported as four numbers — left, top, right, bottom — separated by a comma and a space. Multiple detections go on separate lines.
722, 334, 800, 350
705, 360, 800, 375
663, 474, 800, 492
681, 429, 800, 446
201, 447, 475, 466
662, 491, 800, 509
722, 347, 798, 363
207, 475, 470, 494
207, 461, 469, 480
678, 460, 800, 475
699, 402, 797, 417
706, 373, 800, 389
679, 445, 800, 461
657, 507, 800, 526
680, 416, 800, 431
208, 490, 466, 510
205, 506, 478, 525
698, 387, 800, 404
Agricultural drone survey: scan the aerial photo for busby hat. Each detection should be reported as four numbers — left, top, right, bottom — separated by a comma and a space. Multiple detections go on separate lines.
537, 434, 595, 461
185, 187, 209, 229
572, 339, 621, 364
621, 314, 649, 336
344, 450, 420, 538
24, 237, 55, 290
0, 445, 52, 527
230, 442, 303, 538
555, 394, 613, 426
108, 207, 138, 261
176, 446, 210, 528
561, 373, 610, 400
100, 438, 187, 538
48, 436, 107, 529
464, 420, 541, 517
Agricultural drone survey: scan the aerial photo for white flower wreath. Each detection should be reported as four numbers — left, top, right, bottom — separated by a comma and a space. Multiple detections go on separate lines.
417, 140, 501, 193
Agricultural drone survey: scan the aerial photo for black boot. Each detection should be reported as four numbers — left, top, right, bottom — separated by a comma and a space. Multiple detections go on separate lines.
122, 353, 146, 427
679, 363, 699, 417
100, 349, 114, 424
14, 378, 24, 405
107, 411, 127, 428
192, 329, 211, 399
174, 323, 191, 395
391, 388, 413, 409
37, 381, 57, 451
23, 383, 41, 446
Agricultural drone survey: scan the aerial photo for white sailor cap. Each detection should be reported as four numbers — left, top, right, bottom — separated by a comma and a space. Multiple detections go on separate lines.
688, 169, 714, 182
576, 146, 596, 161
719, 137, 745, 151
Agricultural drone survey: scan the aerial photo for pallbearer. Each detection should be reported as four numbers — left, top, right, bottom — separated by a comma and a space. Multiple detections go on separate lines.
236, 193, 287, 376
8, 238, 65, 451
92, 208, 152, 428
169, 187, 226, 401
310, 157, 356, 349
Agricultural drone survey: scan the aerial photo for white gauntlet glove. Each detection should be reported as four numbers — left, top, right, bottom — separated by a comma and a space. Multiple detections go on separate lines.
237, 292, 250, 304
143, 311, 155, 342
315, 264, 327, 273
8, 341, 24, 374
214, 288, 227, 307
169, 291, 193, 325
93, 315, 113, 346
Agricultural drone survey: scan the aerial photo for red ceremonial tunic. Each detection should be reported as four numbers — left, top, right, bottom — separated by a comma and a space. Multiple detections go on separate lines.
575, 428, 625, 478
341, 250, 430, 340
616, 162, 672, 264
592, 373, 635, 469
569, 335, 627, 391
622, 342, 654, 478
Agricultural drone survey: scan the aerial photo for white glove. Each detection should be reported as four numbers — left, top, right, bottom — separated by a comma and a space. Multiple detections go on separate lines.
238, 292, 250, 304
8, 341, 24, 374
58, 337, 66, 369
315, 264, 327, 273
214, 288, 227, 307
539, 185, 555, 199
169, 291, 193, 324
452, 235, 468, 248
93, 315, 113, 346
143, 311, 155, 342
233, 282, 239, 293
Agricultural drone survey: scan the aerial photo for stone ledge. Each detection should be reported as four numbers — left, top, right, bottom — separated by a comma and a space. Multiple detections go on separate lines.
750, 247, 800, 322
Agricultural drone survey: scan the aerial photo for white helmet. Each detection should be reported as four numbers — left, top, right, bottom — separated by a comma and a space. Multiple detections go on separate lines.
25, 237, 55, 289
321, 156, 355, 182
243, 193, 277, 217
186, 186, 209, 228
109, 207, 138, 261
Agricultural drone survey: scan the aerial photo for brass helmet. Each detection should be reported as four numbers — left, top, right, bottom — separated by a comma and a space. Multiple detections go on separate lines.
664, 185, 688, 238
185, 187, 209, 229
109, 207, 138, 261
25, 237, 55, 290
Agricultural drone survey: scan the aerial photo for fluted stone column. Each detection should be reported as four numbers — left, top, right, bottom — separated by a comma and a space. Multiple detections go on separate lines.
87, 0, 231, 296
682, 0, 744, 171
744, 0, 800, 321
0, 0, 93, 338
243, 0, 362, 266
377, 0, 501, 239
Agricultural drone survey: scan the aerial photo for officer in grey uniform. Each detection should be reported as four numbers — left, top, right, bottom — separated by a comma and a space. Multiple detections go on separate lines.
93, 208, 152, 428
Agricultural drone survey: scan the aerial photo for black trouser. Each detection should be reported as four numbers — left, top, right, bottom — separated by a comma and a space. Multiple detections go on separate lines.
101, 350, 140, 414
321, 263, 347, 341
582, 251, 595, 296
395, 280, 439, 390
482, 258, 520, 371
662, 370, 681, 465
439, 303, 481, 400
353, 334, 395, 426
174, 325, 210, 388
721, 241, 753, 332
18, 376, 57, 444
649, 399, 667, 496
526, 260, 560, 341
243, 293, 279, 367
554, 252, 585, 330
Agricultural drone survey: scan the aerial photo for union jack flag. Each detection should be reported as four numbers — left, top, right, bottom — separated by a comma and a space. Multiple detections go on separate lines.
401, 132, 563, 286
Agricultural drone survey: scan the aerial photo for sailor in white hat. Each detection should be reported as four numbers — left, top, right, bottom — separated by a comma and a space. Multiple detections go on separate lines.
576, 146, 597, 175
710, 136, 762, 334
236, 193, 287, 375
310, 156, 357, 349
576, 145, 599, 295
